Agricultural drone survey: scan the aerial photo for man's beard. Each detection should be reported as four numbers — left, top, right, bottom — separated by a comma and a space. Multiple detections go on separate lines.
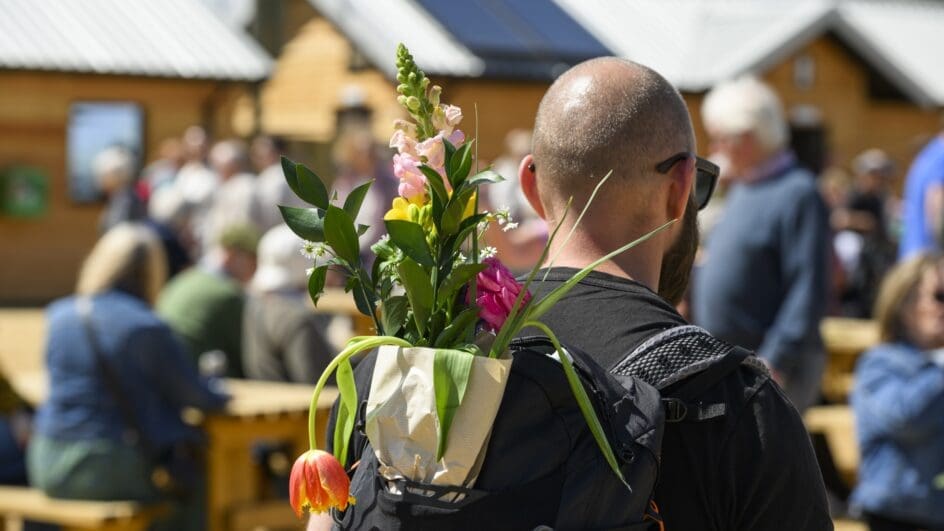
658, 200, 699, 306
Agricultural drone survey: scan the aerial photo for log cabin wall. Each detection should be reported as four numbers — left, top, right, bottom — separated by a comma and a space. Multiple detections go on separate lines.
0, 71, 250, 303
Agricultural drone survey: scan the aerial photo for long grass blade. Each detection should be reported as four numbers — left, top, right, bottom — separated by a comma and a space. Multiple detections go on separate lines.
525, 320, 629, 489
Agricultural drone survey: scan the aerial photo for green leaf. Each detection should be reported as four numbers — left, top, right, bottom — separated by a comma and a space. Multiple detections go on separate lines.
437, 263, 486, 306
441, 186, 476, 236
343, 180, 374, 221
447, 142, 474, 189
348, 274, 375, 319
357, 224, 370, 236
433, 349, 475, 460
385, 219, 434, 267
307, 265, 328, 307
433, 306, 481, 348
281, 156, 300, 196
324, 205, 361, 266
398, 258, 433, 335
279, 206, 325, 242
443, 136, 457, 161
295, 163, 330, 209
420, 165, 448, 206
314, 335, 412, 456
442, 213, 487, 260
381, 295, 409, 336
525, 320, 628, 488
465, 169, 505, 188
333, 357, 358, 466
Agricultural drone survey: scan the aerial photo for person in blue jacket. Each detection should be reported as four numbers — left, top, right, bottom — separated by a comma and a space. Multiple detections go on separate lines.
852, 252, 944, 531
27, 223, 229, 531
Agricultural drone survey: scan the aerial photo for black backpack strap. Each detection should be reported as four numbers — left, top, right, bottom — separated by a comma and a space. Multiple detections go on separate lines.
669, 346, 751, 403
611, 326, 758, 424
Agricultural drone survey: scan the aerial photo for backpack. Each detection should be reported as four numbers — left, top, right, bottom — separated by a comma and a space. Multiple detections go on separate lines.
330, 325, 754, 530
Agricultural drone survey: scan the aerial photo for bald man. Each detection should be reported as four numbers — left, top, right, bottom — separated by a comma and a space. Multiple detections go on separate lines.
520, 58, 831, 530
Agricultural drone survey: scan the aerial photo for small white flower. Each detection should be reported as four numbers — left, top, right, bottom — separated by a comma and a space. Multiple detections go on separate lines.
457, 252, 468, 263
480, 246, 497, 259
495, 206, 512, 224
300, 240, 327, 260
501, 221, 519, 232
376, 234, 390, 245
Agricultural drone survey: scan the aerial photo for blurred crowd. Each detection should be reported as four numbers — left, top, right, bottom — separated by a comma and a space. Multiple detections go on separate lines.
0, 74, 943, 529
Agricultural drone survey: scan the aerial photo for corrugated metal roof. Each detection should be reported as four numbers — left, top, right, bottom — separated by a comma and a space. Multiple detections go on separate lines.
415, 0, 610, 79
552, 0, 944, 106
0, 0, 272, 81
838, 1, 944, 107
308, 0, 485, 79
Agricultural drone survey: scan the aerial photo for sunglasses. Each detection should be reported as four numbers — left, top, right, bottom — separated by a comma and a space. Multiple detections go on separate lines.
655, 152, 720, 210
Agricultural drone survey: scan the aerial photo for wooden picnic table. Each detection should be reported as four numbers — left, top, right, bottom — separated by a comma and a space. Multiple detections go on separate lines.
820, 317, 879, 402
804, 404, 859, 486
314, 288, 375, 337
12, 372, 338, 531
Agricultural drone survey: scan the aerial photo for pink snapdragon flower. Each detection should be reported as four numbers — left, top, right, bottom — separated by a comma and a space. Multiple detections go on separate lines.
432, 104, 465, 146
416, 135, 446, 173
473, 257, 531, 333
393, 152, 426, 203
389, 129, 418, 158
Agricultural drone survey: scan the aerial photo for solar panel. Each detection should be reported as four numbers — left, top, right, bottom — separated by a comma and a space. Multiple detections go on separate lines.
415, 0, 609, 78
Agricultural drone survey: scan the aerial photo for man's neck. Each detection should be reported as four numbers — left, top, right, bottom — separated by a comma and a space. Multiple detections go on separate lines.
543, 236, 662, 292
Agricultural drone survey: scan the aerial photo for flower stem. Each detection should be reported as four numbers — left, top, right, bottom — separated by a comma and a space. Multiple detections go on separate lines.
307, 335, 413, 448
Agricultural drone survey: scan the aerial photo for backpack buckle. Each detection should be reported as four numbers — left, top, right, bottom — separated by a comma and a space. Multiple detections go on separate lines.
663, 398, 688, 423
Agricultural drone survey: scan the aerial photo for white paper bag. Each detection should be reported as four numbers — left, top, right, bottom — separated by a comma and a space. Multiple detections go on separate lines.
365, 345, 512, 488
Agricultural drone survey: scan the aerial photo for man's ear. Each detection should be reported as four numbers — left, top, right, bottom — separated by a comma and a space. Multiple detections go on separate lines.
519, 154, 547, 220
666, 156, 696, 221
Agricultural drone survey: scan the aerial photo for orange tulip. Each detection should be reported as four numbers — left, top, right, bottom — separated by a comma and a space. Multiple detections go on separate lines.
289, 449, 355, 517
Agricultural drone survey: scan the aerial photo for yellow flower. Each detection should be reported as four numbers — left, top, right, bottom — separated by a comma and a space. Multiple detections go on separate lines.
446, 189, 477, 220
384, 197, 413, 221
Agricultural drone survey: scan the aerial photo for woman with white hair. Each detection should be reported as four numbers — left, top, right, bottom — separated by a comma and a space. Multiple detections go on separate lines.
27, 223, 228, 531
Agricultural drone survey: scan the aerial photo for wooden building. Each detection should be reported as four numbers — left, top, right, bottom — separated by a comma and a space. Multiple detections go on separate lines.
0, 0, 271, 303
258, 0, 607, 168
262, 0, 943, 183
558, 0, 944, 178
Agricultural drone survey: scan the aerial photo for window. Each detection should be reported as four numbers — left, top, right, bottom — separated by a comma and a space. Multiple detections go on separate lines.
67, 102, 144, 203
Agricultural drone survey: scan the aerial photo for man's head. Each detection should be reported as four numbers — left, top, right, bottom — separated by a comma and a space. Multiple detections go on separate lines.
520, 57, 699, 302
701, 77, 788, 177
218, 224, 260, 286
209, 140, 250, 181
251, 135, 287, 173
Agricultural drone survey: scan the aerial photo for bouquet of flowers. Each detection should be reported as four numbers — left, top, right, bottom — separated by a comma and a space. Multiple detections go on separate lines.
286, 44, 675, 517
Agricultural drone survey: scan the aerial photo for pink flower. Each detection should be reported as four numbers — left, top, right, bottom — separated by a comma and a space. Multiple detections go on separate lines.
443, 105, 462, 128
416, 135, 446, 172
445, 129, 465, 146
389, 129, 417, 157
393, 153, 426, 202
473, 258, 531, 333
432, 104, 463, 132
393, 119, 418, 138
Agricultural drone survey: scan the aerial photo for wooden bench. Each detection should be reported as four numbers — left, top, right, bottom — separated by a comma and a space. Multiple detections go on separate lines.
804, 405, 860, 486
0, 486, 166, 531
820, 318, 879, 402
